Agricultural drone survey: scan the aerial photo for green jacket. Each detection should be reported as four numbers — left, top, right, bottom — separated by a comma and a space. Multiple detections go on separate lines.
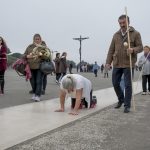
24, 42, 46, 69
106, 27, 143, 68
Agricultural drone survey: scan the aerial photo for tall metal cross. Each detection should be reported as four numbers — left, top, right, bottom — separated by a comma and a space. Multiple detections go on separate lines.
73, 35, 89, 72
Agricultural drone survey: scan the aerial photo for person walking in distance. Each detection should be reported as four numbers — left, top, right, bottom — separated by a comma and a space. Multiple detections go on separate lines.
138, 46, 150, 95
100, 64, 104, 73
106, 15, 143, 113
93, 61, 99, 77
59, 52, 67, 82
104, 65, 109, 78
54, 53, 61, 83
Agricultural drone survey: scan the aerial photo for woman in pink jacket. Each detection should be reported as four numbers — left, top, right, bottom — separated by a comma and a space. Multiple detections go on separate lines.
0, 37, 7, 95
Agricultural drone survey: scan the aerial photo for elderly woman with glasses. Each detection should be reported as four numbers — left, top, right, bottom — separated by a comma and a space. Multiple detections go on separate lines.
55, 74, 92, 115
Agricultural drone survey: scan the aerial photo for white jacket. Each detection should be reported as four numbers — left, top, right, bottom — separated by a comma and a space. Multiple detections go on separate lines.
138, 55, 150, 75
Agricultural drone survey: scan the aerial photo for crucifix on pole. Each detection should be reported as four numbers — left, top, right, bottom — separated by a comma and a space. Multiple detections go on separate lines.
73, 35, 89, 72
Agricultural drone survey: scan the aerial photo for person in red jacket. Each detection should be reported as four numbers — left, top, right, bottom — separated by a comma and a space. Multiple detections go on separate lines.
0, 36, 7, 95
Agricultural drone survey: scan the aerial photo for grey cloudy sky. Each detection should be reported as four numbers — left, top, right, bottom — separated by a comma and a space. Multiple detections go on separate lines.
0, 0, 149, 64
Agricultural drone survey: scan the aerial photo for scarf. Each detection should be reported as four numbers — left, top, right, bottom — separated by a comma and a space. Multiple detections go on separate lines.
144, 52, 150, 62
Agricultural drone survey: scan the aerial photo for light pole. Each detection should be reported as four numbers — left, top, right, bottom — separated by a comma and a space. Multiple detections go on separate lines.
73, 35, 89, 72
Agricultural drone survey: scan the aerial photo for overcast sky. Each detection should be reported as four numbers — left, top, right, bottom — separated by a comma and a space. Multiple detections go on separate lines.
0, 0, 149, 64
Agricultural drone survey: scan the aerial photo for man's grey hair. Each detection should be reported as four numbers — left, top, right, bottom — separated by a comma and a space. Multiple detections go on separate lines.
62, 75, 76, 90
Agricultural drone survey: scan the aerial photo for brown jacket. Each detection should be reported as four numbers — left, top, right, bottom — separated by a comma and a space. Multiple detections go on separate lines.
106, 27, 143, 68
54, 57, 60, 73
59, 56, 67, 73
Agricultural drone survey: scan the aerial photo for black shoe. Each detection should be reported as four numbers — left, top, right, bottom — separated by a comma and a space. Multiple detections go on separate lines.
41, 90, 45, 95
124, 107, 130, 113
29, 90, 33, 94
114, 102, 123, 109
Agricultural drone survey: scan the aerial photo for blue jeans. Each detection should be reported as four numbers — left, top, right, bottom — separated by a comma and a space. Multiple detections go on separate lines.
30, 69, 44, 96
112, 68, 132, 108
94, 69, 98, 77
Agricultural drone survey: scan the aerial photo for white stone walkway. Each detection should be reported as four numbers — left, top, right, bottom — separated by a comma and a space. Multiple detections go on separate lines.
0, 81, 142, 150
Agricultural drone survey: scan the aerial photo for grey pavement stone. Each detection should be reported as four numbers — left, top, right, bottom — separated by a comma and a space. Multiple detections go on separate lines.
0, 69, 140, 109
7, 94, 150, 150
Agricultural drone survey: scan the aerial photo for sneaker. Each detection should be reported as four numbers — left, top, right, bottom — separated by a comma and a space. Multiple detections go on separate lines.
31, 94, 36, 100
34, 96, 40, 102
142, 92, 146, 95
147, 91, 150, 95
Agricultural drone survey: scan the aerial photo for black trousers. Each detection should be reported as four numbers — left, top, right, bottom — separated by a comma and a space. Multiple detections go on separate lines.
30, 69, 44, 96
142, 75, 150, 92
69, 68, 73, 74
59, 73, 66, 82
56, 73, 61, 81
43, 74, 47, 91
0, 70, 5, 93
71, 90, 93, 108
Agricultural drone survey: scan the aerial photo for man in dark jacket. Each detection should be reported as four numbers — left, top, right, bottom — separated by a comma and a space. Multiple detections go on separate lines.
106, 15, 143, 113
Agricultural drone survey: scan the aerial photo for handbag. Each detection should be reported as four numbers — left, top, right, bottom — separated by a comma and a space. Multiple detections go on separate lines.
40, 60, 55, 74
15, 63, 26, 76
12, 58, 26, 76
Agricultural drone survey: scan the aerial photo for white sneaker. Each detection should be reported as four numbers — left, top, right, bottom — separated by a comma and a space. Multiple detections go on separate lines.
34, 96, 40, 102
142, 92, 146, 95
31, 94, 36, 100
147, 91, 150, 95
